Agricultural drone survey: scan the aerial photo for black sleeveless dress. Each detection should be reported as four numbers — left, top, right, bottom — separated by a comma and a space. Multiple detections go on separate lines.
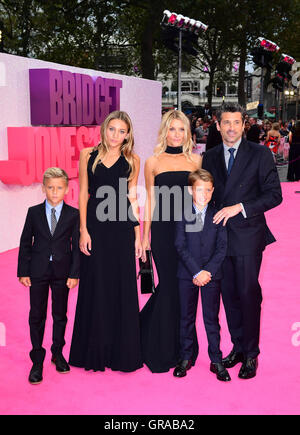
140, 146, 190, 373
69, 150, 143, 372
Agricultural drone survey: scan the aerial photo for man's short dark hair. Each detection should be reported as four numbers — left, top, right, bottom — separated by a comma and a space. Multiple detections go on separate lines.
216, 103, 247, 124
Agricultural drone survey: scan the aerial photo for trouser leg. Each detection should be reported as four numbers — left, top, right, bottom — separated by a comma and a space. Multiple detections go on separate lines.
200, 281, 222, 363
29, 278, 50, 364
221, 255, 263, 358
50, 277, 70, 357
178, 279, 199, 362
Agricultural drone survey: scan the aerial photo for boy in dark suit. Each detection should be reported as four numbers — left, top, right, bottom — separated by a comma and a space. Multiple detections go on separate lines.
18, 167, 80, 385
174, 169, 230, 381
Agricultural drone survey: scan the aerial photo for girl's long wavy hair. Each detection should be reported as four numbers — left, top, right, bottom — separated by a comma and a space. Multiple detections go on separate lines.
92, 111, 136, 180
154, 110, 194, 157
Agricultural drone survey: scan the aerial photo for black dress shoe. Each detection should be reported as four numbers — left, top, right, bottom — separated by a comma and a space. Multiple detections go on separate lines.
173, 360, 193, 378
51, 354, 70, 373
238, 358, 258, 379
210, 363, 231, 382
222, 349, 244, 368
29, 363, 43, 385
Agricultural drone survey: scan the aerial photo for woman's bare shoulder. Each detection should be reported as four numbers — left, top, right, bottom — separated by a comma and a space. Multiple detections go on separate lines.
145, 154, 159, 167
190, 153, 202, 168
132, 152, 140, 163
81, 146, 95, 156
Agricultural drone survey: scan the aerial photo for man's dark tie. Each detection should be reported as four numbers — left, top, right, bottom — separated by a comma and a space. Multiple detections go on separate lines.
227, 148, 236, 175
51, 208, 57, 236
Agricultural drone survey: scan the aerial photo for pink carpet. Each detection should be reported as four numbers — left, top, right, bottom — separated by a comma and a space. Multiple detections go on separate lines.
1, 182, 300, 415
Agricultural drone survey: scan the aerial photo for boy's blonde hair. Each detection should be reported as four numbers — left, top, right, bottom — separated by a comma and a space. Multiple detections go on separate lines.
43, 167, 69, 185
188, 169, 214, 187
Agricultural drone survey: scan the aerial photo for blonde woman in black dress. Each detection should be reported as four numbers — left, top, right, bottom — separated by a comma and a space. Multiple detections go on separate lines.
141, 110, 202, 373
69, 111, 143, 372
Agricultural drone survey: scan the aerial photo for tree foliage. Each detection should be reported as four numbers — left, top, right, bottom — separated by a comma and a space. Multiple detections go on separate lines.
0, 0, 298, 105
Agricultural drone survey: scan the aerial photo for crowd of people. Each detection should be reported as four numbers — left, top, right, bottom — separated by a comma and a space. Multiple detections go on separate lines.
183, 109, 300, 182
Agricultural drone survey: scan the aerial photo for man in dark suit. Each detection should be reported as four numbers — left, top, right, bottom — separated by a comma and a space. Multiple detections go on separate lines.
202, 103, 282, 379
206, 112, 222, 151
246, 117, 261, 143
18, 167, 80, 384
173, 169, 229, 381
199, 103, 212, 119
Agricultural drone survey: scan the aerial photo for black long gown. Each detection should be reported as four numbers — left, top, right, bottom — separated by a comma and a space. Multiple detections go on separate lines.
140, 153, 191, 373
69, 150, 143, 372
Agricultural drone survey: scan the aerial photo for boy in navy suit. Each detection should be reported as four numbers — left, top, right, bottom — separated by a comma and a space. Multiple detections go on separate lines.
174, 169, 230, 381
18, 167, 80, 385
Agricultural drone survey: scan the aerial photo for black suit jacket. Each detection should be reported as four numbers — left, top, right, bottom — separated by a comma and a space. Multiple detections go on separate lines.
206, 122, 222, 151
17, 201, 80, 279
247, 125, 260, 143
202, 138, 282, 256
199, 107, 212, 118
175, 204, 227, 280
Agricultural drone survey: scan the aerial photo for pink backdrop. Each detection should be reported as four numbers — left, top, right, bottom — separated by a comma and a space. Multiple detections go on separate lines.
0, 53, 162, 253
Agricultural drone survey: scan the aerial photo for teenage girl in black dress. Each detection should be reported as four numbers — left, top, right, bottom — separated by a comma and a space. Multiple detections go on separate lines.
69, 111, 143, 372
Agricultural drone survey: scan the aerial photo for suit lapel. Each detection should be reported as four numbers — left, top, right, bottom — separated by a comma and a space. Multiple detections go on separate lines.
223, 138, 252, 200
214, 144, 227, 185
38, 201, 52, 238
39, 201, 69, 239
52, 202, 69, 239
201, 205, 214, 242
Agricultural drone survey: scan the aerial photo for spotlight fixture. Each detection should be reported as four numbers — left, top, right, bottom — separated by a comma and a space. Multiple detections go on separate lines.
256, 37, 280, 52
162, 10, 207, 35
281, 54, 296, 65
161, 10, 208, 112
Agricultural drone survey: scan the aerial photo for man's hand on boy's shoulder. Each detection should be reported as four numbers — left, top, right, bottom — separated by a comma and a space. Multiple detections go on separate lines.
19, 277, 31, 287
193, 270, 211, 287
67, 278, 78, 289
213, 204, 243, 226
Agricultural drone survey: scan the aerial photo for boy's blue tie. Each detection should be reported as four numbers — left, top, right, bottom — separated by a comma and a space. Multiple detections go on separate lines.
227, 148, 236, 175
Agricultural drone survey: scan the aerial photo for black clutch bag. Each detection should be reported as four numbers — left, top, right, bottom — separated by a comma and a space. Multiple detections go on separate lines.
138, 250, 155, 294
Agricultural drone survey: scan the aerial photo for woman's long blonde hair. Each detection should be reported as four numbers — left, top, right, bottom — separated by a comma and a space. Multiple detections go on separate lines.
92, 111, 136, 180
154, 110, 194, 157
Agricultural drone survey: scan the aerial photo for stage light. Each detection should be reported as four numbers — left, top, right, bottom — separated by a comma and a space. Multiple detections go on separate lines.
281, 54, 296, 65
169, 13, 178, 26
194, 21, 208, 34
276, 53, 296, 84
162, 10, 172, 25
257, 37, 280, 52
176, 15, 185, 27
160, 10, 208, 111
161, 11, 207, 35
183, 17, 190, 30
